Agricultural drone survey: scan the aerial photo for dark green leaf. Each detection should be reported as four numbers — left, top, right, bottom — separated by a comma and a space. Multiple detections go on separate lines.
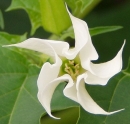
0, 10, 4, 29
60, 26, 122, 40
7, 0, 41, 35
41, 107, 79, 124
90, 26, 123, 36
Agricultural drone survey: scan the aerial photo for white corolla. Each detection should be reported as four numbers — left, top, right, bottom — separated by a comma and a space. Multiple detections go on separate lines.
5, 7, 125, 119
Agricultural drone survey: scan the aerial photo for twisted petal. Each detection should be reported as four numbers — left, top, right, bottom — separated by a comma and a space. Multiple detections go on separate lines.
63, 80, 78, 103
3, 6, 94, 61
80, 35, 99, 69
84, 72, 109, 85
81, 41, 125, 81
88, 41, 125, 79
42, 7, 93, 60
38, 74, 76, 119
3, 38, 62, 90
76, 74, 124, 115
63, 8, 91, 59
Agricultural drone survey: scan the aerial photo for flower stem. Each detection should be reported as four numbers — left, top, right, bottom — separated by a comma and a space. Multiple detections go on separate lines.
74, 0, 101, 18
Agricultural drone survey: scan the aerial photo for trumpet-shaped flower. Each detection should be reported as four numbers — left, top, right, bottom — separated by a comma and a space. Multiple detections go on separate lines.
5, 7, 125, 119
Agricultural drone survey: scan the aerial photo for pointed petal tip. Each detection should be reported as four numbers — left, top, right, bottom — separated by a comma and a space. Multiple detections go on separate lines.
121, 40, 126, 49
2, 44, 14, 47
105, 108, 125, 115
49, 114, 60, 119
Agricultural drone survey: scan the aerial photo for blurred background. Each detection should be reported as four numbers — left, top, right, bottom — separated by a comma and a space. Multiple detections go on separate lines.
0, 0, 130, 123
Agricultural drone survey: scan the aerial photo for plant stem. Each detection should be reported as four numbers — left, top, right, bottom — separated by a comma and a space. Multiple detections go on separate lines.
74, 0, 101, 18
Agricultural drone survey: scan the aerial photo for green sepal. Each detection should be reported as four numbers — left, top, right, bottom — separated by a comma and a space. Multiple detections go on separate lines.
39, 0, 71, 35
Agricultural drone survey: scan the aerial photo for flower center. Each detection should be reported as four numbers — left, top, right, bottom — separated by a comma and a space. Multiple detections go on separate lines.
59, 57, 86, 81
64, 60, 80, 80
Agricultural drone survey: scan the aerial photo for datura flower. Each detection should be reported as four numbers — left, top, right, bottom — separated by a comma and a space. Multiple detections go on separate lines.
5, 8, 125, 119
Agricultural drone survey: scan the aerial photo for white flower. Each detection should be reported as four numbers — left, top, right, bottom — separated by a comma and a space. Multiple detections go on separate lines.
5, 7, 125, 119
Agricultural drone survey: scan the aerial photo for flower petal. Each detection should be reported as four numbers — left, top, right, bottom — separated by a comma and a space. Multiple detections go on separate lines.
76, 74, 124, 115
88, 41, 125, 78
38, 74, 75, 119
79, 36, 99, 70
63, 79, 78, 103
60, 7, 93, 60
43, 7, 94, 60
3, 38, 62, 58
4, 38, 69, 109
45, 7, 98, 60
4, 38, 63, 89
37, 61, 61, 93
84, 72, 110, 85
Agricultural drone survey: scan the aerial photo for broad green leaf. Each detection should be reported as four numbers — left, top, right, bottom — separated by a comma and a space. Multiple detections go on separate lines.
7, 0, 41, 35
0, 32, 78, 124
77, 61, 130, 124
0, 10, 4, 29
39, 0, 71, 35
90, 26, 123, 36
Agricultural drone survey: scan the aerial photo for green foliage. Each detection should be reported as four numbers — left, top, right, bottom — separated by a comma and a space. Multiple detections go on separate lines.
59, 26, 123, 40
41, 107, 79, 124
0, 10, 4, 29
7, 0, 41, 35
90, 26, 123, 36
0, 32, 43, 124
0, 1, 130, 124
39, 0, 71, 35
0, 32, 78, 124
7, 0, 71, 35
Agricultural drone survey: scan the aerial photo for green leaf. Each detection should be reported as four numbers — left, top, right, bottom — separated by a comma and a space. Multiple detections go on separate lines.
0, 32, 78, 124
90, 26, 123, 36
41, 107, 79, 124
0, 32, 26, 45
77, 60, 130, 124
60, 26, 122, 40
39, 0, 71, 35
0, 10, 4, 29
7, 0, 41, 35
